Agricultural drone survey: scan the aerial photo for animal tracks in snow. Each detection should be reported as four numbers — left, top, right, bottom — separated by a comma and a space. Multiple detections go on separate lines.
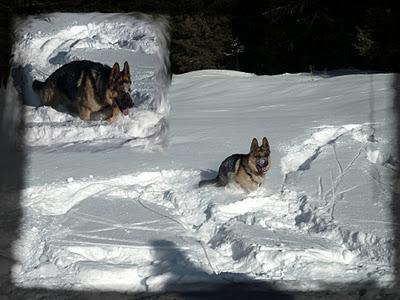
17, 163, 394, 290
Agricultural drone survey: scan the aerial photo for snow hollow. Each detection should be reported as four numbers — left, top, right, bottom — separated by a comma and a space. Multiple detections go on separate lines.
11, 13, 170, 151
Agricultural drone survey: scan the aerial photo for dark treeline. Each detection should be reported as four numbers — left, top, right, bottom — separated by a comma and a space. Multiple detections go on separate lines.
1, 0, 400, 76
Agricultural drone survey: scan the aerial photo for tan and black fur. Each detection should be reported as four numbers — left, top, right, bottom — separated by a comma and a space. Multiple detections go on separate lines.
199, 137, 271, 191
32, 60, 134, 122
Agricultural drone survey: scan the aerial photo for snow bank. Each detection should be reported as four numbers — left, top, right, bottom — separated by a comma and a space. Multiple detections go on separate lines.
11, 13, 170, 150
23, 107, 167, 151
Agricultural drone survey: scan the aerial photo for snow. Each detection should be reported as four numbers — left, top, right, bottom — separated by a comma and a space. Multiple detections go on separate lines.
2, 12, 398, 294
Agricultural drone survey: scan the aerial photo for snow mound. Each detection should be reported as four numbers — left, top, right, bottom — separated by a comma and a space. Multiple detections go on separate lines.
179, 69, 255, 78
280, 123, 375, 174
24, 106, 167, 151
11, 13, 170, 150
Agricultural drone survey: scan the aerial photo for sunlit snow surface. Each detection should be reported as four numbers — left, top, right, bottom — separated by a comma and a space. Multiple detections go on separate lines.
4, 13, 399, 294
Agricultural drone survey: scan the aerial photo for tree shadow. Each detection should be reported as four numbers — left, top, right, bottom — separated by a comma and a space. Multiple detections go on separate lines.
144, 239, 399, 299
305, 69, 386, 78
147, 239, 293, 299
11, 64, 41, 107
392, 73, 400, 291
0, 72, 25, 296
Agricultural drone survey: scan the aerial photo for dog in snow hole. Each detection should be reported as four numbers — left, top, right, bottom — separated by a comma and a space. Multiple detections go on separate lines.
199, 137, 271, 192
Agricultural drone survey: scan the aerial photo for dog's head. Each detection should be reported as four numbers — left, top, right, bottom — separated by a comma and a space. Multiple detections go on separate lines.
249, 137, 271, 174
108, 61, 134, 115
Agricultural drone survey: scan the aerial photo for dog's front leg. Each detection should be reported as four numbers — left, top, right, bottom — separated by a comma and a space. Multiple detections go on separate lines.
79, 106, 91, 121
106, 105, 121, 123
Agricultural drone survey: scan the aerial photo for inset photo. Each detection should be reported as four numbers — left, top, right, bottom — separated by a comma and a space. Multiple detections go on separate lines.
12, 13, 170, 151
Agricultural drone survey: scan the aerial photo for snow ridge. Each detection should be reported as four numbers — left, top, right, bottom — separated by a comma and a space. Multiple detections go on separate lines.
280, 123, 374, 175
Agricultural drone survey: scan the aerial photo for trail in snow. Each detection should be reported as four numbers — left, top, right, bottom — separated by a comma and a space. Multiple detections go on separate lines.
280, 123, 375, 175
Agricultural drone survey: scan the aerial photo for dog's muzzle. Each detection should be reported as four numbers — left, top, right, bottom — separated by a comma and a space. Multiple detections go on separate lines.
256, 158, 269, 173
116, 93, 134, 116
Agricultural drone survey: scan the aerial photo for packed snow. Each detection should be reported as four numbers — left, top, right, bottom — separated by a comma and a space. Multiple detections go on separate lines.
3, 13, 399, 294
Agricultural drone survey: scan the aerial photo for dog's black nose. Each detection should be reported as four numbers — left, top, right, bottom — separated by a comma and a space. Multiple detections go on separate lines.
257, 158, 268, 169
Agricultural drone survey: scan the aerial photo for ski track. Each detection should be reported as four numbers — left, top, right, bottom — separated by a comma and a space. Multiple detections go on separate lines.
16, 122, 396, 291
280, 123, 375, 175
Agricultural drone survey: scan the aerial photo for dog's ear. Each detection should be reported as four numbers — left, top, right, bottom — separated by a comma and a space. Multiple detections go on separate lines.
250, 138, 259, 152
262, 137, 270, 150
110, 62, 120, 80
122, 61, 130, 77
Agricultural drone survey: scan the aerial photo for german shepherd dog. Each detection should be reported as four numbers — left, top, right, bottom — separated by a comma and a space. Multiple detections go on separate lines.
32, 60, 134, 122
199, 137, 271, 191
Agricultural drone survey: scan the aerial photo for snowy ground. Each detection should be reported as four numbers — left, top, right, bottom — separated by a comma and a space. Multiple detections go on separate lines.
3, 13, 400, 294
